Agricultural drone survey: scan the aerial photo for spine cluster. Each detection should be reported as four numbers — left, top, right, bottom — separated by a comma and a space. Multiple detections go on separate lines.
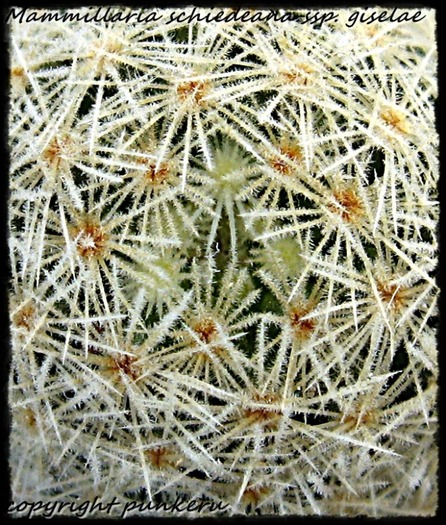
9, 7, 438, 517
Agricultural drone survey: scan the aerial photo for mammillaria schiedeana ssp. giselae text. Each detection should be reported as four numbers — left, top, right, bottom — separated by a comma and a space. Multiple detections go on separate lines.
8, 6, 438, 517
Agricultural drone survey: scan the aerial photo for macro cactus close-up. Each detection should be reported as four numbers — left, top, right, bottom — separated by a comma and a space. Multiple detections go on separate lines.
8, 5, 438, 518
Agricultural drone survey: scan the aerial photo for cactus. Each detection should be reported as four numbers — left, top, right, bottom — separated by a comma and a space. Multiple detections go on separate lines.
8, 6, 438, 517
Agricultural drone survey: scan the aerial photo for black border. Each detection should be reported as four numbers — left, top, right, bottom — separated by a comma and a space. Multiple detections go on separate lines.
2, 1, 441, 523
